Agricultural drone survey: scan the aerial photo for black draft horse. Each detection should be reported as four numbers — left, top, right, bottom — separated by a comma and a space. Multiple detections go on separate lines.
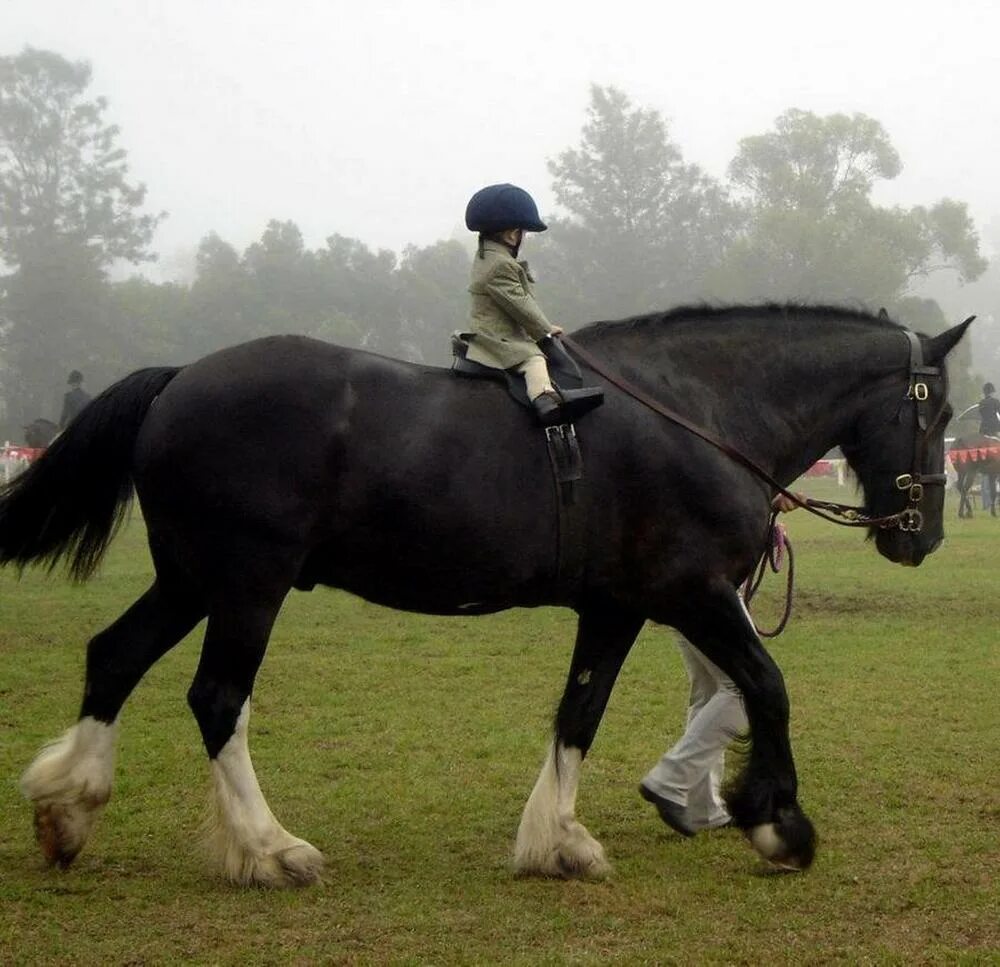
0, 305, 969, 887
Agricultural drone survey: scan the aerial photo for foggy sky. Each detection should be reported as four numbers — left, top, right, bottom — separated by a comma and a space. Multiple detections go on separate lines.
6, 0, 1000, 279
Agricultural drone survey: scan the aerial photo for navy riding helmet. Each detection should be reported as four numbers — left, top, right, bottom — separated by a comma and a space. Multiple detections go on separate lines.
465, 184, 547, 234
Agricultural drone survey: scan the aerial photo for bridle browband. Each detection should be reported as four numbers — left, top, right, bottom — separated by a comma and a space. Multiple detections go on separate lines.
559, 327, 948, 534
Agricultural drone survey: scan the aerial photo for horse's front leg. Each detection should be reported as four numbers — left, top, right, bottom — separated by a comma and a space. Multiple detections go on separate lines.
514, 605, 643, 878
669, 581, 817, 871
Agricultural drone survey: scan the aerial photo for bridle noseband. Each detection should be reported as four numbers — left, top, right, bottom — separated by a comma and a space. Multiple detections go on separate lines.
559, 328, 947, 534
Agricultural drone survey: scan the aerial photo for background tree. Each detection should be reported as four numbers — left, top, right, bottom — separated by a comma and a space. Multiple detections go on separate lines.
184, 233, 258, 359
0, 47, 163, 434
317, 235, 401, 356
716, 109, 987, 307
394, 239, 469, 364
537, 85, 737, 325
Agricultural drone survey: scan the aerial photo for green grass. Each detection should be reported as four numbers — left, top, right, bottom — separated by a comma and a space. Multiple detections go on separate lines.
1, 482, 998, 965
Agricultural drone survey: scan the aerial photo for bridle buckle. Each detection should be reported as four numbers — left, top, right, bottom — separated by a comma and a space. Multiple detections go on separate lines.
907, 381, 929, 401
898, 508, 924, 532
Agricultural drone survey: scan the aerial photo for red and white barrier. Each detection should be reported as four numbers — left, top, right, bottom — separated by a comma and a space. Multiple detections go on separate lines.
948, 445, 1000, 465
1, 443, 45, 483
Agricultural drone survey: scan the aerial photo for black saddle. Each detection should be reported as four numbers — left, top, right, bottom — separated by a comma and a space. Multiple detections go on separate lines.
450, 333, 585, 406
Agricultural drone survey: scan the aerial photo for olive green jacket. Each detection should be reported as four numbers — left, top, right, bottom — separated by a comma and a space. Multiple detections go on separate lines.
465, 240, 557, 370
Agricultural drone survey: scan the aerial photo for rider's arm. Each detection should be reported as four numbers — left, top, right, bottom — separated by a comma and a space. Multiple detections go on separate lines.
484, 259, 557, 342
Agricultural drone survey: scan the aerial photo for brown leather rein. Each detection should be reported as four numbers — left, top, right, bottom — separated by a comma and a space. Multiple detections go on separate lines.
558, 329, 948, 533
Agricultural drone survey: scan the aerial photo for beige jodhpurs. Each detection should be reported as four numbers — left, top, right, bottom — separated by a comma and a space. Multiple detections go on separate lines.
516, 356, 554, 401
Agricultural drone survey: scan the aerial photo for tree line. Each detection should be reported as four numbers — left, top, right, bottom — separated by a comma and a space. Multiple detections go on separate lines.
0, 48, 991, 438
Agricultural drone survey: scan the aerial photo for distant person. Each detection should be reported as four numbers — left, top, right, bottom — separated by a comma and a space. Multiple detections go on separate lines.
977, 383, 1000, 510
60, 370, 92, 429
462, 183, 603, 427
978, 382, 1000, 437
639, 492, 804, 836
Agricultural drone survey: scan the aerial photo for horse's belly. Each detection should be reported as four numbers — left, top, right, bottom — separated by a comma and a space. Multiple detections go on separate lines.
294, 539, 539, 615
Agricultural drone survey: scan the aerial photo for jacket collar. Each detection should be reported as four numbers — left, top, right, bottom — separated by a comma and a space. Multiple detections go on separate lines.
481, 238, 517, 259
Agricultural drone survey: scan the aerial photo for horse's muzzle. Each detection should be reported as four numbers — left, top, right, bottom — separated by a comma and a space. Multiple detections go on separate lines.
876, 529, 941, 566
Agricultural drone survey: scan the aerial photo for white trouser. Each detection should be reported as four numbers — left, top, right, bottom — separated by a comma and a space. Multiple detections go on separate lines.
642, 638, 748, 829
517, 356, 554, 401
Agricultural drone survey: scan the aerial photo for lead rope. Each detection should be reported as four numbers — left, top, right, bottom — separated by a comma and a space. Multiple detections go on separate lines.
742, 513, 795, 638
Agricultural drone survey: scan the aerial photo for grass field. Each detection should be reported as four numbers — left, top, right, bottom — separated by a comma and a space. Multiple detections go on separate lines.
1, 479, 997, 965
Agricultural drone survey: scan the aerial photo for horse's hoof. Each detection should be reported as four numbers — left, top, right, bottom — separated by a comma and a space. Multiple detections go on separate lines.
556, 838, 611, 880
513, 821, 611, 880
234, 842, 325, 889
274, 843, 325, 887
748, 807, 816, 870
33, 802, 86, 868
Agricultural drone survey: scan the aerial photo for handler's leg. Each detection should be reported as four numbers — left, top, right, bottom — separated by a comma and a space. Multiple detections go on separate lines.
681, 642, 743, 829
666, 580, 816, 870
641, 639, 746, 833
515, 604, 644, 878
20, 578, 205, 868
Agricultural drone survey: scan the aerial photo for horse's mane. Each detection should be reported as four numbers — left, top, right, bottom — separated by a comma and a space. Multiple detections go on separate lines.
577, 302, 903, 338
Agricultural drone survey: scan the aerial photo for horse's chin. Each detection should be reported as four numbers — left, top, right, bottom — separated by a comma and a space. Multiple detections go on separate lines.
875, 531, 940, 566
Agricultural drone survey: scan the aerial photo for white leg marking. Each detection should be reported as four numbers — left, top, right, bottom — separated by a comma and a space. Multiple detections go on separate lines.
20, 716, 118, 866
514, 742, 610, 878
208, 701, 324, 887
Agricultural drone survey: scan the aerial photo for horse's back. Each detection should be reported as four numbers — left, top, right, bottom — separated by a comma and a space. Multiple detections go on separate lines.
131, 336, 561, 608
137, 336, 440, 464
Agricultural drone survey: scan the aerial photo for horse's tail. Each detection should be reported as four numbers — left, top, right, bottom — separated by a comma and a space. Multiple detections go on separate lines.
0, 366, 182, 581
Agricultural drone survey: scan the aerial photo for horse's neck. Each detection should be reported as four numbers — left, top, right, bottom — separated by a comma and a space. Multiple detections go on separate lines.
586, 320, 900, 485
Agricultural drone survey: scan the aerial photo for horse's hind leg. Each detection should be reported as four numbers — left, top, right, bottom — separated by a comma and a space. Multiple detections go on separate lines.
188, 588, 323, 888
956, 473, 972, 518
20, 578, 205, 867
515, 604, 643, 878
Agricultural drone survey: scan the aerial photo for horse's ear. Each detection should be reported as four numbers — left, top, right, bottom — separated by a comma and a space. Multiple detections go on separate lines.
927, 315, 976, 362
878, 307, 889, 320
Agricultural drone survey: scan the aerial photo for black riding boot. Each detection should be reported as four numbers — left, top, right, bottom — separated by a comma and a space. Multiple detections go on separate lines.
532, 387, 605, 427
532, 391, 563, 427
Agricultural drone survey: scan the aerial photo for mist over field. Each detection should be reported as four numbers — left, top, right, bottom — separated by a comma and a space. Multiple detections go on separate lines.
3, 0, 999, 435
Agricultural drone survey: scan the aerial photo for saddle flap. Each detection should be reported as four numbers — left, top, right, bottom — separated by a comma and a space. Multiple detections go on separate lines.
450, 332, 585, 409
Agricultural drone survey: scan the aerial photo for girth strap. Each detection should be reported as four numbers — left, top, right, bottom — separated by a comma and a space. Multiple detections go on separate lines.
543, 424, 585, 595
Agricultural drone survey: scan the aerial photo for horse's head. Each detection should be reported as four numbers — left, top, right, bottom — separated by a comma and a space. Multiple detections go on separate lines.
842, 317, 973, 566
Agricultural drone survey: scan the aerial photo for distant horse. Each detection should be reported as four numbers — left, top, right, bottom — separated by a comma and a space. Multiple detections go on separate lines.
22, 418, 58, 449
0, 305, 969, 887
950, 434, 1000, 518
